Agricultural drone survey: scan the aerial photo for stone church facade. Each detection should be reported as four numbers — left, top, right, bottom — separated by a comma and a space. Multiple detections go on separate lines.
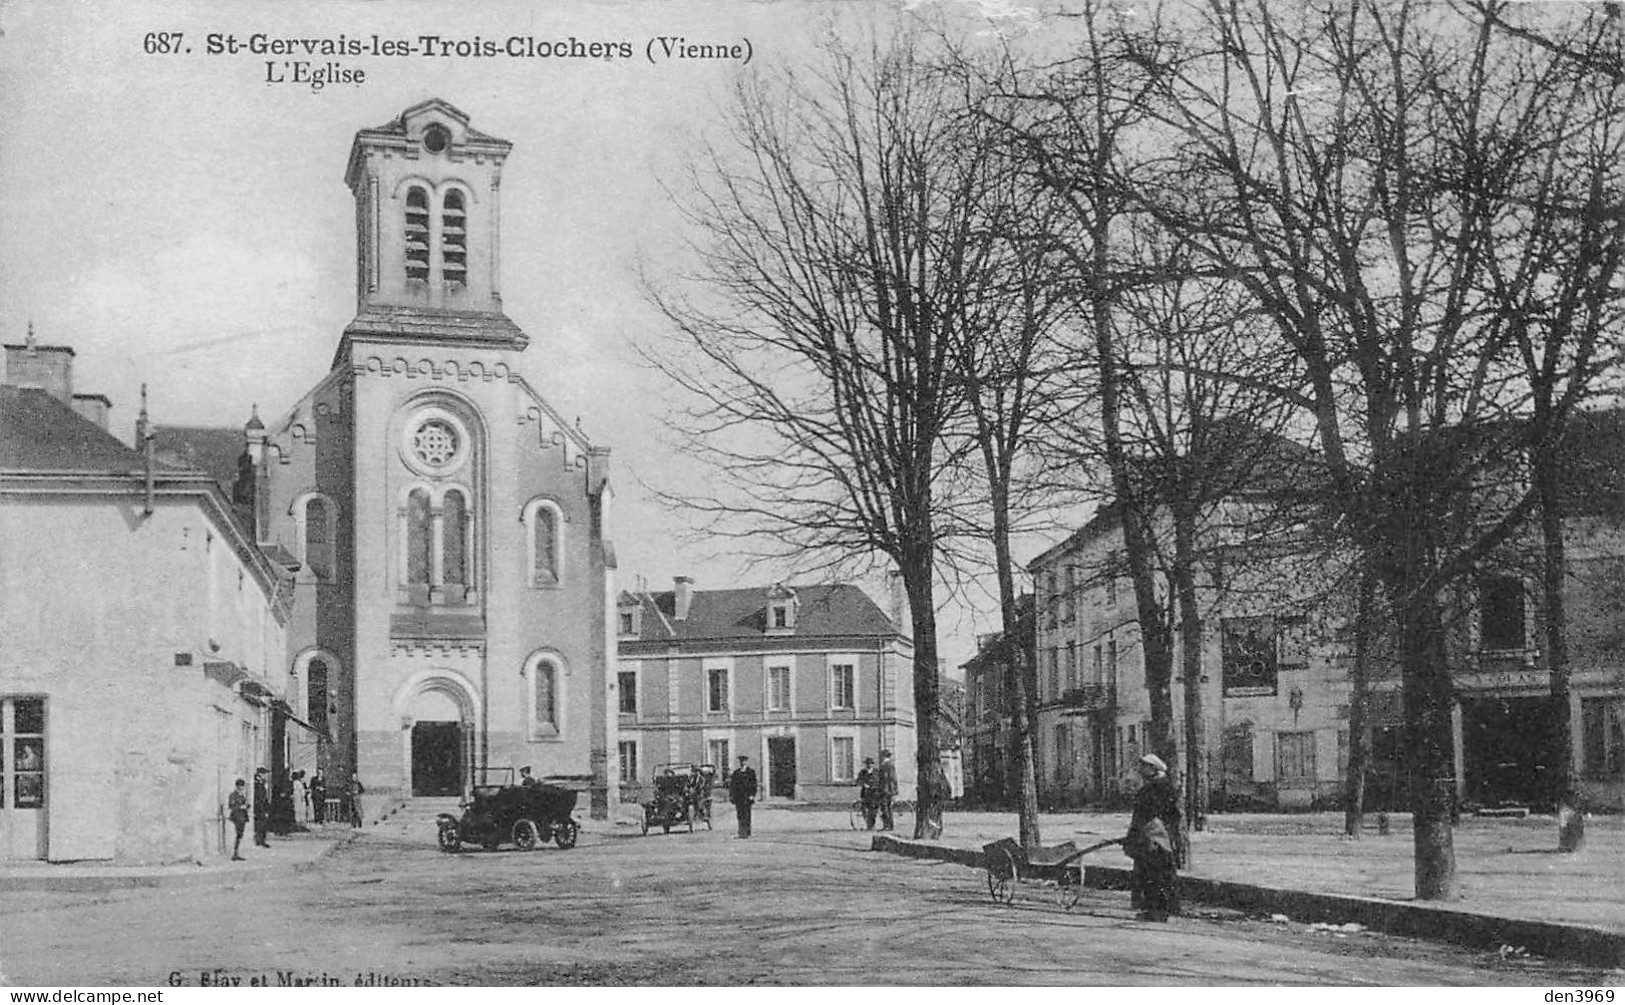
235, 100, 616, 817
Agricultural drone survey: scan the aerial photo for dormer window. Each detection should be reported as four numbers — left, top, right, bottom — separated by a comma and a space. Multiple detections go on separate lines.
766, 584, 797, 635
442, 189, 467, 286
617, 593, 643, 638
404, 187, 431, 283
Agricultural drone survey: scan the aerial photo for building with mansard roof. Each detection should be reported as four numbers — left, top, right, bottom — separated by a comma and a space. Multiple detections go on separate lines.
614, 578, 916, 805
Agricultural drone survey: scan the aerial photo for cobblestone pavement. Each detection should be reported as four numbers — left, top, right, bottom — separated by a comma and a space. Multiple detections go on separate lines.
1, 807, 1619, 986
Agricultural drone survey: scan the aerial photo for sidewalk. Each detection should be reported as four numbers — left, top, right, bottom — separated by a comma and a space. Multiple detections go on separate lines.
0, 826, 353, 892
867, 808, 1625, 967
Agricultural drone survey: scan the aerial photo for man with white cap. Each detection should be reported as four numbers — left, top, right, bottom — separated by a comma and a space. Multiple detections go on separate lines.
1124, 752, 1182, 921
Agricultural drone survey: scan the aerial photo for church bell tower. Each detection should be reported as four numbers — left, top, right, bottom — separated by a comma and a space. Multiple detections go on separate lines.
338, 99, 527, 363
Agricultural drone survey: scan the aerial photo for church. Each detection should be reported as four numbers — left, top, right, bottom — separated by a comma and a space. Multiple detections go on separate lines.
191, 99, 618, 819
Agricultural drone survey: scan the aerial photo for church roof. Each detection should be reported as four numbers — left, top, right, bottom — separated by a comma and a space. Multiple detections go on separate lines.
622, 583, 898, 643
0, 386, 145, 472
150, 425, 243, 493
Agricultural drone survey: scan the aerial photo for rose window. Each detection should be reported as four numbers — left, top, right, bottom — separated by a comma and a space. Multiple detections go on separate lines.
412, 420, 460, 468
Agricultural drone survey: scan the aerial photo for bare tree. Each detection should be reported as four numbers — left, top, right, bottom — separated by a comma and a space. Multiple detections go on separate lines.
1124, 0, 1625, 898
642, 24, 1020, 839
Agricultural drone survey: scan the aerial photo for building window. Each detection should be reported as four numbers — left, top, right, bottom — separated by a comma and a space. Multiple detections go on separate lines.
307, 659, 330, 734
442, 489, 468, 587
768, 666, 791, 712
707, 738, 731, 774
1055, 723, 1072, 782
619, 610, 635, 635
707, 667, 729, 714
303, 496, 333, 581
1047, 648, 1060, 702
1583, 697, 1623, 779
830, 663, 855, 710
406, 488, 432, 586
1064, 643, 1077, 691
618, 740, 638, 783
1276, 731, 1316, 782
1106, 641, 1118, 689
1479, 575, 1526, 650
442, 188, 467, 286
771, 605, 789, 629
618, 671, 637, 715
404, 186, 430, 282
524, 499, 564, 588
831, 736, 856, 782
2, 697, 45, 810
1063, 566, 1077, 622
1105, 551, 1119, 607
525, 654, 563, 739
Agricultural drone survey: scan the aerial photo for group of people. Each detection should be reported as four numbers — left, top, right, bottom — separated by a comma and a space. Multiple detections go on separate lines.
856, 750, 900, 832
226, 767, 365, 861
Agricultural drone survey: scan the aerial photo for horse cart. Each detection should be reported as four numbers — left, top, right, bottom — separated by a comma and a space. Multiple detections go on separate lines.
981, 837, 1121, 910
641, 764, 716, 835
437, 769, 581, 852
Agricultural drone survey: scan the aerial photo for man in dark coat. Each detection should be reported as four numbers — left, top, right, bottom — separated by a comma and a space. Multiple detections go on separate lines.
1124, 753, 1182, 921
876, 749, 899, 832
227, 778, 250, 860
252, 768, 271, 847
309, 770, 327, 825
856, 756, 880, 830
728, 754, 758, 838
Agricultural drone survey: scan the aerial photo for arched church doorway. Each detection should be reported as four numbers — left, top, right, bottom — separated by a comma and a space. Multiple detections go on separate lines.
408, 686, 469, 797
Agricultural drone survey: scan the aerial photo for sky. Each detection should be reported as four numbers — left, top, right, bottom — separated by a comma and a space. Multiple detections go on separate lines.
0, 0, 1067, 670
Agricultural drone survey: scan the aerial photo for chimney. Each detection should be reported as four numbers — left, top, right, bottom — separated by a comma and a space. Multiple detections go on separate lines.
71, 393, 112, 431
673, 576, 694, 622
3, 324, 75, 402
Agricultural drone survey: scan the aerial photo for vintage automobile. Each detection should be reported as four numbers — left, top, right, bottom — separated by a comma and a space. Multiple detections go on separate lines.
437, 769, 580, 852
640, 763, 716, 835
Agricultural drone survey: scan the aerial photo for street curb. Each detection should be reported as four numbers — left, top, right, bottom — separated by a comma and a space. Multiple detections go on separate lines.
870, 835, 1625, 969
0, 837, 352, 893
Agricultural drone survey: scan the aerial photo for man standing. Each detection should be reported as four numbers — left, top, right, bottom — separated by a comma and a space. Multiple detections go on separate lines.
728, 754, 758, 838
309, 770, 327, 825
877, 749, 899, 832
252, 768, 271, 847
227, 778, 250, 860
856, 756, 880, 830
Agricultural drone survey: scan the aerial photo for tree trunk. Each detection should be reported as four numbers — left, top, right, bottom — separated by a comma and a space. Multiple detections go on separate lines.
1171, 503, 1206, 863
1535, 444, 1584, 852
1393, 588, 1459, 900
902, 554, 942, 841
990, 459, 1042, 850
1344, 564, 1375, 838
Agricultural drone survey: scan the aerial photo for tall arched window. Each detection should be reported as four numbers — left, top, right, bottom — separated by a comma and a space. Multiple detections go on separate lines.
406, 488, 432, 585
534, 661, 557, 733
523, 498, 564, 589
442, 489, 467, 587
524, 651, 565, 740
304, 496, 332, 580
404, 187, 430, 283
306, 658, 330, 734
534, 506, 557, 584
442, 189, 467, 286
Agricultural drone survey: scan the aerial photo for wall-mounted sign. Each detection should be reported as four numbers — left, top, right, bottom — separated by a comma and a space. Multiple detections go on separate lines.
1223, 616, 1278, 697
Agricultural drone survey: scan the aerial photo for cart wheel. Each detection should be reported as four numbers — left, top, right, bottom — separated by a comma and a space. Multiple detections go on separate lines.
437, 824, 461, 853
554, 820, 579, 850
1055, 869, 1083, 911
513, 819, 540, 851
985, 850, 1016, 905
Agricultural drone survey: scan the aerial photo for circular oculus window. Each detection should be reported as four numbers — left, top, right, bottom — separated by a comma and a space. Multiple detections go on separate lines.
423, 124, 450, 154
400, 407, 471, 477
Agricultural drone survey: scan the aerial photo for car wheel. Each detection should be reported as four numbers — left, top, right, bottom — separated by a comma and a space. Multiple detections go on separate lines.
437, 825, 461, 853
554, 820, 579, 849
513, 819, 540, 851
